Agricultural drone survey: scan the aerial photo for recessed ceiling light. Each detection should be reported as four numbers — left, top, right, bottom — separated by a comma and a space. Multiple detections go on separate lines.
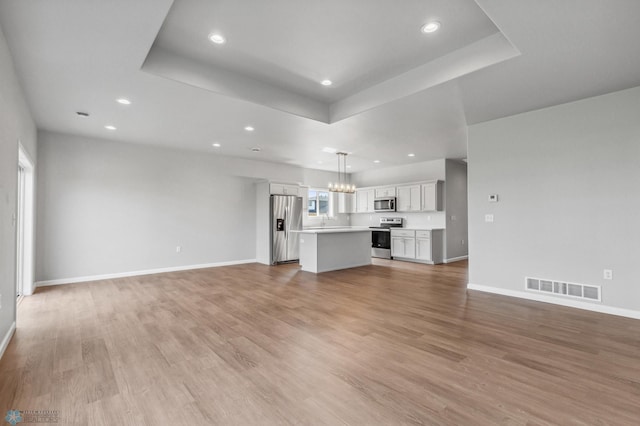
421, 21, 441, 34
321, 79, 332, 86
116, 98, 131, 105
244, 126, 254, 132
251, 147, 261, 152
408, 153, 415, 157
104, 125, 117, 130
373, 160, 380, 164
212, 143, 221, 148
76, 111, 89, 117
346, 165, 352, 169
209, 33, 226, 44
317, 161, 323, 164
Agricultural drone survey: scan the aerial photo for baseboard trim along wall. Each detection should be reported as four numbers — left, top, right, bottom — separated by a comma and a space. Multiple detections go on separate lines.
444, 255, 468, 264
0, 322, 16, 361
467, 283, 640, 320
35, 259, 257, 287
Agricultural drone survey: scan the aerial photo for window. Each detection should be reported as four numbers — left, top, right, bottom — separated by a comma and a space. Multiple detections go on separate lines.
308, 189, 330, 217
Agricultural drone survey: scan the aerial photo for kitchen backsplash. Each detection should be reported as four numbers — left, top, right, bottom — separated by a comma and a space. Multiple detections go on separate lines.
349, 212, 446, 229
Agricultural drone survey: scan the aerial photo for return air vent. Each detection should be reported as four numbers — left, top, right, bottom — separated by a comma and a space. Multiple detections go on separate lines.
525, 277, 601, 302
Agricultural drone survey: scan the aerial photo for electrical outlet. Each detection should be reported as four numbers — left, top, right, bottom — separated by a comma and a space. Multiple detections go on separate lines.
603, 269, 613, 280
176, 246, 182, 253
451, 215, 457, 221
485, 214, 494, 223
461, 239, 465, 245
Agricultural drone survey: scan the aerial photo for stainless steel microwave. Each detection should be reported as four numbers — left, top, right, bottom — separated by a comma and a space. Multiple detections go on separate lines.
374, 197, 396, 212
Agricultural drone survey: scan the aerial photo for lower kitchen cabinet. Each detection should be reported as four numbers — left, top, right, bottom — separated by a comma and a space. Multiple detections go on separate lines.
416, 236, 432, 261
390, 229, 415, 259
391, 236, 415, 258
391, 229, 443, 264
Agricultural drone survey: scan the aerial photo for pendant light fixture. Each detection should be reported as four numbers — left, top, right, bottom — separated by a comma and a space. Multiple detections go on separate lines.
328, 152, 356, 193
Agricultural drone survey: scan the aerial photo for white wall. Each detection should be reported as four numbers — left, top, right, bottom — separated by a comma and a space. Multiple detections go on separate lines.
468, 85, 640, 313
0, 23, 37, 349
351, 159, 446, 187
36, 131, 340, 282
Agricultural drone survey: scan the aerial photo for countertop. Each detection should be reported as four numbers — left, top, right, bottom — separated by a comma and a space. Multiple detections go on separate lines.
293, 226, 371, 234
394, 227, 445, 231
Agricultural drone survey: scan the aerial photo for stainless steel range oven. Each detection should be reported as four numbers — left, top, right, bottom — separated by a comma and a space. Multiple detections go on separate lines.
370, 217, 403, 259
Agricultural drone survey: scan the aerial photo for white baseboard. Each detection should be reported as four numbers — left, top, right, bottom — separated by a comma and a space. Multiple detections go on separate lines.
35, 259, 257, 287
444, 255, 468, 264
0, 321, 16, 361
467, 283, 640, 320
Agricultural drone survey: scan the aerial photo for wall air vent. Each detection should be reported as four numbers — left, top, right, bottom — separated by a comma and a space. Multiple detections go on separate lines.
525, 277, 601, 302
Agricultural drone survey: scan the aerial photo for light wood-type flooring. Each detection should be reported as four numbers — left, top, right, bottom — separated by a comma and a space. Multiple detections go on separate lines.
1, 260, 639, 425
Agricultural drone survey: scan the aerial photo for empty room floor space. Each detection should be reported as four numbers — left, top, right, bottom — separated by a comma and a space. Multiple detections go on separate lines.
1, 260, 639, 425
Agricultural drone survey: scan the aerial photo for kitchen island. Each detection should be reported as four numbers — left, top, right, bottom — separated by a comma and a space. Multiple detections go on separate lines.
292, 227, 372, 273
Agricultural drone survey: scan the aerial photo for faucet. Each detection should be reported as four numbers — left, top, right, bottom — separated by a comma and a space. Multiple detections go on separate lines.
321, 213, 329, 227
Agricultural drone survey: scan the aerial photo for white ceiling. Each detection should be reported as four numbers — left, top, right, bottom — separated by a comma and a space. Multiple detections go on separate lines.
156, 0, 500, 102
0, 0, 639, 173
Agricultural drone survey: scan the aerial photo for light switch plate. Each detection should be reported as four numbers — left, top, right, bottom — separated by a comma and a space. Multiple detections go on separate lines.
489, 194, 499, 202
485, 214, 494, 222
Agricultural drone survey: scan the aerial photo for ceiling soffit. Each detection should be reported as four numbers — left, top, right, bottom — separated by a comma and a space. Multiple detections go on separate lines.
142, 0, 520, 124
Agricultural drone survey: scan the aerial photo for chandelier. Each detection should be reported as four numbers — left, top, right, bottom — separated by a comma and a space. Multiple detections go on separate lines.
328, 152, 356, 193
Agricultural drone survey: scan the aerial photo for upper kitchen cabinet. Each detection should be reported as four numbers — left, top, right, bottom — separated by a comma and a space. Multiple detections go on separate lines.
396, 184, 421, 212
421, 181, 444, 212
375, 186, 396, 198
270, 183, 303, 196
356, 188, 375, 213
337, 192, 355, 214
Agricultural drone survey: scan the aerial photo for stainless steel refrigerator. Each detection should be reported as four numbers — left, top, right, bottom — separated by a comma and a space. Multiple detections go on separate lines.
271, 195, 303, 264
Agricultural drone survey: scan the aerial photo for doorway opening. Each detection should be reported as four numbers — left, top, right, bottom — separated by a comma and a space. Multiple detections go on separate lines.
17, 144, 35, 299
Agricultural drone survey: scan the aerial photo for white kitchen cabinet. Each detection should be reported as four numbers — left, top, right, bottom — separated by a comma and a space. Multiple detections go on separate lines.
367, 189, 375, 212
403, 237, 416, 258
356, 190, 368, 213
338, 192, 355, 214
356, 189, 375, 213
391, 229, 416, 259
270, 183, 302, 196
392, 229, 444, 264
397, 184, 421, 212
421, 181, 443, 211
375, 186, 396, 198
415, 231, 432, 261
348, 193, 357, 214
391, 237, 406, 257
300, 185, 309, 213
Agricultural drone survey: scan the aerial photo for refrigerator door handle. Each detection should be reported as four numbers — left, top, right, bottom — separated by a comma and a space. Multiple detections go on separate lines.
284, 206, 288, 240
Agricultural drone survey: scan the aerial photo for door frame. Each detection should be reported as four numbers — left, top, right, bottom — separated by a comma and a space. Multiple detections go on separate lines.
17, 143, 35, 296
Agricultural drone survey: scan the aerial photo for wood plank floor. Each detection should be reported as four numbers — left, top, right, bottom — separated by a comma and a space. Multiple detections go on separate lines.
1, 259, 639, 425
